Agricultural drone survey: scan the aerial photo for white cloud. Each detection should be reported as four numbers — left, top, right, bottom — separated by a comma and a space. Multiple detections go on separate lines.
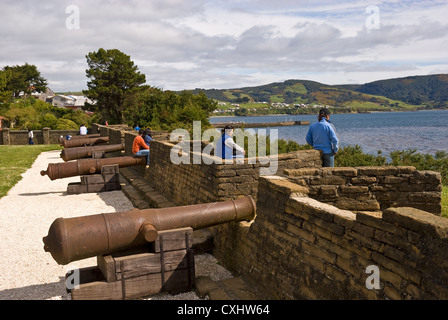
0, 0, 447, 91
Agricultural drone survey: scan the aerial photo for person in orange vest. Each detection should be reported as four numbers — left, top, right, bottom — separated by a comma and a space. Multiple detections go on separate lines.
132, 128, 150, 166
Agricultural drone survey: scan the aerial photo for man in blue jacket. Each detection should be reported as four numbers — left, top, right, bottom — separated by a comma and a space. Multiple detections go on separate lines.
215, 124, 246, 160
306, 108, 339, 167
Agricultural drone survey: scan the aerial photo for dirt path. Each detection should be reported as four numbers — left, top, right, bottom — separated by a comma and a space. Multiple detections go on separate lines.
0, 150, 231, 300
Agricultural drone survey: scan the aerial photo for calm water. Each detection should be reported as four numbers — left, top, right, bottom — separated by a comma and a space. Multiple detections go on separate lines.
209, 110, 448, 156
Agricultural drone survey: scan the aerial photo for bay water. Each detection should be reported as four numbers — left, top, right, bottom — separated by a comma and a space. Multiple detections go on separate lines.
209, 110, 448, 156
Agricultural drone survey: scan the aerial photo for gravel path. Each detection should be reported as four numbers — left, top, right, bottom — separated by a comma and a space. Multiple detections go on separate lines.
0, 150, 232, 300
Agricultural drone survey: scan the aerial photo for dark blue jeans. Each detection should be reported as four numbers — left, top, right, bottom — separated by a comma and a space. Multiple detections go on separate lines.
322, 153, 335, 167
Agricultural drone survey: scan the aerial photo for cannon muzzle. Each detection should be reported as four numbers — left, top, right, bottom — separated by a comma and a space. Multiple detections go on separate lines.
61, 136, 109, 148
43, 196, 256, 265
60, 143, 125, 161
40, 156, 145, 180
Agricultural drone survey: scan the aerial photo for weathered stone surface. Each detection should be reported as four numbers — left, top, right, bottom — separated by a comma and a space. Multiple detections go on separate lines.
326, 167, 358, 177
195, 276, 220, 298
339, 186, 370, 194
357, 166, 399, 176
318, 185, 338, 196
383, 207, 448, 239
214, 170, 237, 177
308, 176, 347, 185
284, 168, 320, 177
110, 128, 448, 301
351, 176, 377, 184
266, 177, 309, 195
335, 199, 380, 211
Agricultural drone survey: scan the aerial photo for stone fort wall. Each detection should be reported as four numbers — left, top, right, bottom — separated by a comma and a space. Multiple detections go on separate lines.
100, 126, 447, 299
213, 175, 447, 300
0, 128, 80, 145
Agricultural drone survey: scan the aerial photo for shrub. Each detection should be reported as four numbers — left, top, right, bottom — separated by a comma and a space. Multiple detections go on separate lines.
56, 118, 79, 130
389, 149, 448, 185
335, 145, 387, 167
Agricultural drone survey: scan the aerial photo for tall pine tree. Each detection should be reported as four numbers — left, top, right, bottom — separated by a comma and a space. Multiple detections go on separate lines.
83, 49, 146, 124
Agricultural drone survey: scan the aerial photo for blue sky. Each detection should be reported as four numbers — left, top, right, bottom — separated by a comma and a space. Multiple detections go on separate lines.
0, 0, 447, 92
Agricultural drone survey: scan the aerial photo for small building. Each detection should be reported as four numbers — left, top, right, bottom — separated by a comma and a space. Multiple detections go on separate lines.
32, 87, 55, 102
51, 94, 94, 110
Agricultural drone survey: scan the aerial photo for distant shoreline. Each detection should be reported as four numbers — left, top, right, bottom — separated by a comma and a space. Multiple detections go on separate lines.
209, 108, 448, 118
209, 109, 448, 121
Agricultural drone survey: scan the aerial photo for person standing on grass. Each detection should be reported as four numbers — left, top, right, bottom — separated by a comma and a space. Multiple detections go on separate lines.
306, 108, 339, 167
28, 129, 34, 145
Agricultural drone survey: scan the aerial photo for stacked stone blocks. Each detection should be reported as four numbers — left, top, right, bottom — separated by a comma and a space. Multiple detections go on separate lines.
284, 166, 442, 215
99, 126, 446, 300
213, 175, 447, 300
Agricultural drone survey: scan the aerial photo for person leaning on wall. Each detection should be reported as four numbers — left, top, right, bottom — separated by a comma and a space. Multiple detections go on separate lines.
132, 128, 150, 167
215, 124, 246, 159
306, 108, 339, 167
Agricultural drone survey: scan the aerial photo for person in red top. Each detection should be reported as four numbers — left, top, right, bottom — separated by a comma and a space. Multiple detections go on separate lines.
132, 129, 150, 165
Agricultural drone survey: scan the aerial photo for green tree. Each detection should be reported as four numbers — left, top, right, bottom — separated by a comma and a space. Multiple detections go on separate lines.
56, 118, 79, 130
38, 113, 58, 129
335, 145, 386, 167
2, 97, 79, 130
62, 109, 92, 127
234, 108, 247, 116
124, 87, 216, 132
2, 63, 48, 98
0, 69, 13, 103
390, 149, 448, 185
3, 105, 38, 129
83, 48, 146, 124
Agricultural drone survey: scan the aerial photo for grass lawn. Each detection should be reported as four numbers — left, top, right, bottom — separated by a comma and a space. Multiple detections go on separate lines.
0, 144, 62, 198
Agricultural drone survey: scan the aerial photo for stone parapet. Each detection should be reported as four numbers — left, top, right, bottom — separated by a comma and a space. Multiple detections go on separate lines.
213, 176, 448, 300
284, 166, 442, 215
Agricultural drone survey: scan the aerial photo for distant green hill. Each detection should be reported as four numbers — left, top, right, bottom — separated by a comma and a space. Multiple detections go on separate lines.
190, 74, 448, 114
350, 74, 448, 106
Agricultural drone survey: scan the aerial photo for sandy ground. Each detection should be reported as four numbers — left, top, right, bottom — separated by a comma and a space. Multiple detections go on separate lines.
0, 150, 232, 300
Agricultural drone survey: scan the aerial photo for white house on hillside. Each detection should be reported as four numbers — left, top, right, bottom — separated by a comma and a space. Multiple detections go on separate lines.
51, 95, 95, 110
31, 87, 55, 101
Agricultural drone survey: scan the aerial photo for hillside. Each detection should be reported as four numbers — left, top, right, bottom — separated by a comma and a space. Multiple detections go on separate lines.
190, 74, 448, 114
350, 74, 448, 106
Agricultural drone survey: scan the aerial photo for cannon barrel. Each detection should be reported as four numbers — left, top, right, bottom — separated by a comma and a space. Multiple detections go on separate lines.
61, 136, 109, 148
43, 196, 256, 265
59, 133, 101, 145
40, 156, 145, 180
60, 143, 125, 161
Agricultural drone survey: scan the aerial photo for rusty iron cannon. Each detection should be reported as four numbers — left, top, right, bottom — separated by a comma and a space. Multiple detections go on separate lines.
43, 196, 256, 265
60, 143, 125, 161
61, 136, 109, 149
59, 133, 101, 145
40, 156, 145, 180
